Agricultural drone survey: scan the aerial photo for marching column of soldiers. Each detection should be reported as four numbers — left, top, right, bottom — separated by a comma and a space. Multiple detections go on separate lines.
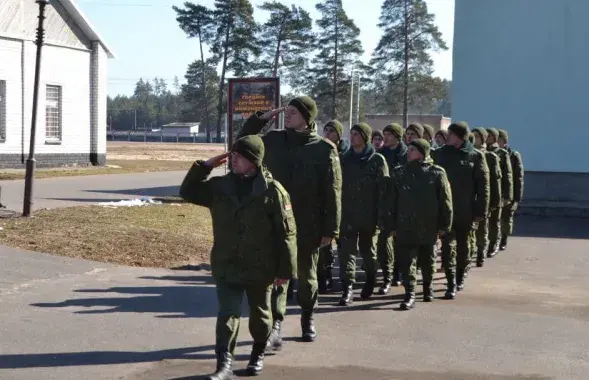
179, 95, 524, 379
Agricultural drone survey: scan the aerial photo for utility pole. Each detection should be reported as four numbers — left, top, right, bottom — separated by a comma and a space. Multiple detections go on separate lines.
402, 0, 410, 129
134, 109, 137, 130
349, 69, 354, 132
356, 72, 361, 124
23, 0, 49, 217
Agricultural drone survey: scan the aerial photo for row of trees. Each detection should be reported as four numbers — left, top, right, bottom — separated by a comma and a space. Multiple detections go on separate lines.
108, 0, 450, 141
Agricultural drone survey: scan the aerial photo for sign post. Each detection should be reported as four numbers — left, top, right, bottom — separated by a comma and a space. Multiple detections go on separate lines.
227, 77, 280, 150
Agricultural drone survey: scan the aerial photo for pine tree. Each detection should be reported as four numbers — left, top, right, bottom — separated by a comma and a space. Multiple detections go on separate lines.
209, 0, 260, 142
174, 2, 216, 141
312, 0, 363, 120
181, 60, 220, 131
370, 0, 447, 126
256, 1, 314, 91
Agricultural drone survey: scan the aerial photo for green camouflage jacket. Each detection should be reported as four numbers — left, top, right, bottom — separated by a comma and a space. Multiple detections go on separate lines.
487, 144, 514, 205
380, 159, 453, 245
378, 142, 408, 170
179, 162, 297, 285
340, 144, 389, 233
506, 146, 524, 202
433, 141, 490, 229
482, 149, 502, 210
238, 113, 342, 251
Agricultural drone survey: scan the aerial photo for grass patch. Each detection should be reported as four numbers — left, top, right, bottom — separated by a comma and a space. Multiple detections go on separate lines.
0, 203, 213, 268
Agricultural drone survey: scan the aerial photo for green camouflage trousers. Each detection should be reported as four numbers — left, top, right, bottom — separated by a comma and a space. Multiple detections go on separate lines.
501, 202, 518, 239
376, 231, 394, 281
216, 281, 273, 354
339, 230, 378, 285
488, 207, 502, 252
397, 244, 436, 292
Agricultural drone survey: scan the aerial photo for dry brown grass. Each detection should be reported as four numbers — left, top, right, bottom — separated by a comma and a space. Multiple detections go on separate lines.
0, 202, 213, 268
0, 142, 226, 180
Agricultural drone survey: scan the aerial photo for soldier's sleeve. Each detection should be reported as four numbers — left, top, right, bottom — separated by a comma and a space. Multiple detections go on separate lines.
179, 161, 216, 208
379, 172, 398, 234
502, 151, 514, 203
376, 155, 390, 208
436, 169, 453, 233
321, 146, 342, 239
271, 184, 298, 280
236, 111, 269, 139
512, 152, 524, 202
473, 153, 490, 220
489, 155, 502, 210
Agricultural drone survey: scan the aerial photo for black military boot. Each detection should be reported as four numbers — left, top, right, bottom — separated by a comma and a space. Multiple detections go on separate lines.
423, 282, 434, 302
476, 250, 485, 267
265, 320, 283, 352
339, 283, 354, 306
208, 352, 233, 380
487, 243, 498, 258
246, 342, 266, 376
301, 310, 317, 342
361, 272, 376, 300
456, 270, 465, 291
400, 291, 415, 310
378, 278, 392, 295
500, 236, 508, 251
444, 269, 456, 300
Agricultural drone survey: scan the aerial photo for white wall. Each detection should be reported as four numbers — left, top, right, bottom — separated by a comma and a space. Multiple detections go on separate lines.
452, 0, 589, 173
0, 36, 92, 156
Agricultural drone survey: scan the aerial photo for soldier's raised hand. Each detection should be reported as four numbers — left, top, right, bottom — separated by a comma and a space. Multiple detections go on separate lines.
205, 153, 230, 168
259, 107, 286, 121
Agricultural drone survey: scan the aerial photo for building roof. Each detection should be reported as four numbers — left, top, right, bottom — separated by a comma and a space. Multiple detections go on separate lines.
57, 0, 116, 59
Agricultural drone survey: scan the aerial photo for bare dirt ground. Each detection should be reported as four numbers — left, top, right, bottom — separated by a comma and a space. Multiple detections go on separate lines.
107, 142, 225, 162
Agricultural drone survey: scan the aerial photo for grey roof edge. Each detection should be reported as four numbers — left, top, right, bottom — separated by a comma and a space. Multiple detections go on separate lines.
56, 0, 116, 59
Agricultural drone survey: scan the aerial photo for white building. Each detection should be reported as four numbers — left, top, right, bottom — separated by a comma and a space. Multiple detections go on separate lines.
161, 122, 200, 135
452, 0, 589, 204
0, 0, 114, 168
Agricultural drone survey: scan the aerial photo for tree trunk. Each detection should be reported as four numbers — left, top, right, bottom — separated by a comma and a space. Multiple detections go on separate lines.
403, 0, 409, 129
332, 16, 339, 120
272, 23, 284, 77
216, 25, 231, 144
199, 30, 212, 143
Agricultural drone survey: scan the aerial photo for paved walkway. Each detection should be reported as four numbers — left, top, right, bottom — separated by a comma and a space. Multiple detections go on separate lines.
0, 216, 588, 379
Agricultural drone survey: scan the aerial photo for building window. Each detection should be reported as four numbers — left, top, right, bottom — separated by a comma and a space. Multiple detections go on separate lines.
45, 85, 62, 142
0, 80, 6, 141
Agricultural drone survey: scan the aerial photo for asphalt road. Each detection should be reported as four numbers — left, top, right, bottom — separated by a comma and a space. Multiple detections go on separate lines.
0, 169, 226, 212
0, 215, 588, 380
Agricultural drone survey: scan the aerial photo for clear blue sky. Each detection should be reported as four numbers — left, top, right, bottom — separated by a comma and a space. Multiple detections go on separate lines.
77, 0, 455, 97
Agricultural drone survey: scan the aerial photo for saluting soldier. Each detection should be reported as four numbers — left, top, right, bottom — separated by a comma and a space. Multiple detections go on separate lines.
498, 129, 524, 250
471, 128, 502, 267
376, 123, 407, 291
433, 122, 489, 297
485, 128, 513, 257
338, 123, 389, 305
180, 136, 297, 380
238, 96, 342, 345
381, 139, 453, 310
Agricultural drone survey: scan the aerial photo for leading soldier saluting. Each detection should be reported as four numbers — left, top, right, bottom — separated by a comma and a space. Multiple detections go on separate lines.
180, 135, 297, 380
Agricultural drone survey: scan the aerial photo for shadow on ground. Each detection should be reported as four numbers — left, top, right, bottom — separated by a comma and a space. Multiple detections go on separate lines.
512, 215, 589, 239
85, 186, 181, 198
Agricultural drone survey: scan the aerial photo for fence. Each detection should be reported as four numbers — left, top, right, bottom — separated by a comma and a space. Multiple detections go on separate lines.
107, 130, 226, 144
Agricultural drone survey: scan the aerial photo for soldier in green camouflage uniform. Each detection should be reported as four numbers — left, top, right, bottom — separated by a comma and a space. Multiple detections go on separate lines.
179, 136, 297, 380
433, 122, 489, 297
485, 128, 513, 257
471, 128, 502, 267
422, 124, 435, 144
376, 123, 407, 292
498, 129, 524, 250
381, 139, 453, 310
237, 96, 341, 346
319, 120, 349, 293
338, 122, 389, 305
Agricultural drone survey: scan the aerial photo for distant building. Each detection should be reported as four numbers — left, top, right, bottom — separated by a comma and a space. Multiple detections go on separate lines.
0, 0, 114, 168
162, 122, 200, 135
